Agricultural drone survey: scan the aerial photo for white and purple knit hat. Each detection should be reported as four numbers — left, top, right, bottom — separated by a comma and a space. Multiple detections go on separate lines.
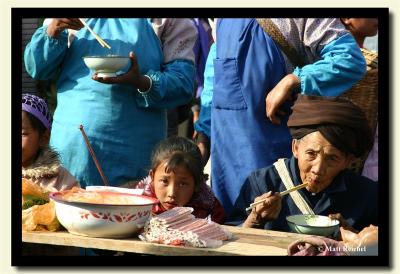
22, 93, 52, 129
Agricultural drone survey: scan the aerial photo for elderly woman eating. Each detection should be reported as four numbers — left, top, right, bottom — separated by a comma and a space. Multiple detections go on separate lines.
230, 95, 377, 233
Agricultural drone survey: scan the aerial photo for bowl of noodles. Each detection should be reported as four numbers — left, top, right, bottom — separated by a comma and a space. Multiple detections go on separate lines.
50, 187, 158, 238
286, 214, 340, 237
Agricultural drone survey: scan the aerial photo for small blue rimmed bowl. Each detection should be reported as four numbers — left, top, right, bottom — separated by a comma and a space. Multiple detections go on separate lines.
287, 214, 340, 237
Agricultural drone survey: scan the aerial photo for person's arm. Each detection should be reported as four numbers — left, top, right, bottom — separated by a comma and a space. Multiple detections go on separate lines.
193, 42, 216, 162
265, 74, 300, 125
293, 33, 367, 96
134, 59, 195, 109
194, 93, 212, 139
193, 131, 210, 166
329, 213, 359, 233
24, 18, 83, 80
242, 191, 282, 228
266, 33, 366, 125
194, 42, 215, 139
136, 18, 197, 109
229, 168, 281, 228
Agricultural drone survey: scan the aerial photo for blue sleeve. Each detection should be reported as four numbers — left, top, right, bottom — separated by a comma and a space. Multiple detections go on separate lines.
194, 42, 216, 138
135, 59, 194, 109
24, 25, 69, 80
293, 33, 366, 96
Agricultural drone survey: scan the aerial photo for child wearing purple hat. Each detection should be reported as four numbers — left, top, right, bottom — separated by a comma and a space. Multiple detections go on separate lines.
22, 93, 79, 192
22, 93, 80, 255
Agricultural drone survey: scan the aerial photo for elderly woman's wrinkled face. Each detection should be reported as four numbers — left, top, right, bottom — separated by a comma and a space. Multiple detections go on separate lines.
292, 131, 353, 193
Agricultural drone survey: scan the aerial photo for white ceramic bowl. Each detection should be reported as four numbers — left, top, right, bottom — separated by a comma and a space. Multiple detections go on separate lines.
286, 214, 340, 237
50, 191, 157, 238
83, 55, 130, 77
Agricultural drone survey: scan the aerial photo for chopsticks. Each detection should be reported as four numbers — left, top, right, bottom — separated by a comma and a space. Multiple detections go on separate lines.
79, 18, 111, 49
245, 183, 308, 213
79, 125, 110, 186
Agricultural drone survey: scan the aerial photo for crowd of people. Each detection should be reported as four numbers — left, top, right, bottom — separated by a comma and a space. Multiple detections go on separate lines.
22, 17, 379, 256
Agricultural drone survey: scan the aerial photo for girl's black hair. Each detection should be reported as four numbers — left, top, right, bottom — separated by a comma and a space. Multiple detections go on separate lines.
23, 110, 47, 136
151, 136, 204, 190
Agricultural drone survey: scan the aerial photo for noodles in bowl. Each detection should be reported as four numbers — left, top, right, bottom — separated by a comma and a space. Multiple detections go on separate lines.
58, 188, 148, 205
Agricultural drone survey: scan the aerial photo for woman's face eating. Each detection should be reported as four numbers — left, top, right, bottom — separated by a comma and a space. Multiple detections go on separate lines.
152, 161, 196, 210
292, 131, 352, 193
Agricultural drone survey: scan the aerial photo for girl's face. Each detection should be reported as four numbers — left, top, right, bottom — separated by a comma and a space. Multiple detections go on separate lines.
22, 111, 45, 167
292, 131, 352, 194
151, 161, 196, 210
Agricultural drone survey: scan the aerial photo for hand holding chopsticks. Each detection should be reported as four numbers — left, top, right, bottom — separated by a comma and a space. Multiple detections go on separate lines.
46, 18, 85, 38
245, 183, 308, 213
79, 18, 111, 49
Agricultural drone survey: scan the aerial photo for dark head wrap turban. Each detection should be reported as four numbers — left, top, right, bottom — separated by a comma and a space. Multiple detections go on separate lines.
287, 95, 373, 157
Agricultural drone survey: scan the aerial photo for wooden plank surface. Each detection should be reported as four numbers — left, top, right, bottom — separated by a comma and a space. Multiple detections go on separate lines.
22, 226, 306, 256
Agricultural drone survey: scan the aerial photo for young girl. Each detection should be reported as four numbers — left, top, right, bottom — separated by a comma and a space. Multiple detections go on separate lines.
22, 93, 79, 191
135, 136, 225, 224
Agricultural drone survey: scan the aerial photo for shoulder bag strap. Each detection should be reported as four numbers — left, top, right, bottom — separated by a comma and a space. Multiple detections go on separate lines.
273, 158, 315, 215
256, 18, 307, 68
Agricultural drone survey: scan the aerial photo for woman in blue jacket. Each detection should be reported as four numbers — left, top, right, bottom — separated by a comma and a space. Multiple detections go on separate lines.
24, 18, 197, 188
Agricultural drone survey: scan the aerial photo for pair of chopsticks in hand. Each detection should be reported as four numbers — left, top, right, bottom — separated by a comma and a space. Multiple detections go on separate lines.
79, 19, 111, 49
245, 183, 308, 213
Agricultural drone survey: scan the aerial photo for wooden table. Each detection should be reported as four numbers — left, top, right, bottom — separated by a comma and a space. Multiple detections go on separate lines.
22, 226, 307, 256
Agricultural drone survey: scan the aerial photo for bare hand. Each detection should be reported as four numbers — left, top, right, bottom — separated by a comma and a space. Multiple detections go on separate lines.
193, 131, 210, 165
329, 213, 358, 234
192, 110, 200, 125
92, 52, 150, 90
265, 74, 300, 125
47, 18, 84, 38
243, 191, 282, 228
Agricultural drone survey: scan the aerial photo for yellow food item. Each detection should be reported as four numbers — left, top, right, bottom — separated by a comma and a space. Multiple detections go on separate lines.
21, 178, 61, 232
22, 201, 61, 232
22, 178, 49, 204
